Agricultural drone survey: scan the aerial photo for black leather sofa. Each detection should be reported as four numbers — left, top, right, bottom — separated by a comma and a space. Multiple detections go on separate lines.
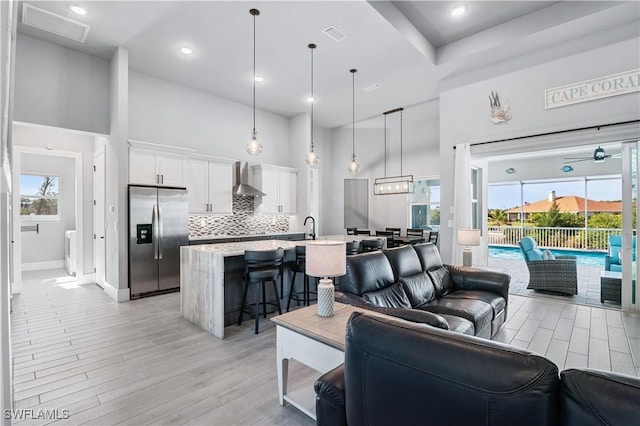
315, 312, 640, 426
337, 243, 510, 339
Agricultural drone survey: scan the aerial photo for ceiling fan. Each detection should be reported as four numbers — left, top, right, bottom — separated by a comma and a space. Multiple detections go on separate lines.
562, 146, 621, 164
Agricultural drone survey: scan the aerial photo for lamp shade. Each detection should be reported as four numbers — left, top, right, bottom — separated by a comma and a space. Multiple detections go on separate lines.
306, 241, 346, 278
458, 229, 481, 246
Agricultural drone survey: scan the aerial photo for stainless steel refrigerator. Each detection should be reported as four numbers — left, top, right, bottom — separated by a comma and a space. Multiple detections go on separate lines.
128, 185, 188, 298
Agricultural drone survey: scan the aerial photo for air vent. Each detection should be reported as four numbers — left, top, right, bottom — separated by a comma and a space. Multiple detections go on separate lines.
323, 26, 347, 42
22, 3, 90, 43
363, 83, 382, 93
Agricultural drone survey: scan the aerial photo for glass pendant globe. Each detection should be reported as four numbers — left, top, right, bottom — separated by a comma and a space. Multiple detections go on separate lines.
306, 150, 319, 167
348, 157, 360, 174
246, 132, 262, 156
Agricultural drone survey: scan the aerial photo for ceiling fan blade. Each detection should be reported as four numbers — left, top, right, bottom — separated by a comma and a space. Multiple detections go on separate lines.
563, 158, 590, 164
562, 157, 591, 160
611, 153, 622, 158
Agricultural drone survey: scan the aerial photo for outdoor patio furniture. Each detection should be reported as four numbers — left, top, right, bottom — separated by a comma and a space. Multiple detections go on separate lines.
518, 237, 578, 295
604, 235, 635, 272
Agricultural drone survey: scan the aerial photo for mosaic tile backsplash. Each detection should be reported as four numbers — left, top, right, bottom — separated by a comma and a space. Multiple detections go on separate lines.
188, 195, 290, 237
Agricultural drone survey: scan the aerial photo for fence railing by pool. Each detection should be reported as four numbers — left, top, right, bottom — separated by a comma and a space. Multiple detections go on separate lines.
487, 226, 629, 250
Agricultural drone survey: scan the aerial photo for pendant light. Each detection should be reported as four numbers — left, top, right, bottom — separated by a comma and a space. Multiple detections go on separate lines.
305, 43, 319, 167
374, 107, 414, 195
347, 69, 360, 174
246, 8, 262, 156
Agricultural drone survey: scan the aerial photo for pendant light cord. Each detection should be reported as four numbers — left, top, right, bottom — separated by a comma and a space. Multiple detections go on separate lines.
351, 69, 356, 157
252, 12, 256, 133
384, 114, 387, 178
310, 45, 314, 150
400, 109, 403, 176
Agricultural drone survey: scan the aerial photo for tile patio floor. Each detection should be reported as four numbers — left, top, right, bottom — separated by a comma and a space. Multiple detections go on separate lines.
487, 257, 620, 309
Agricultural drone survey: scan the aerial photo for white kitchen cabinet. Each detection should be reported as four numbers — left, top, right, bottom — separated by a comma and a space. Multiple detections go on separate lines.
128, 140, 194, 187
251, 164, 298, 214
187, 157, 234, 214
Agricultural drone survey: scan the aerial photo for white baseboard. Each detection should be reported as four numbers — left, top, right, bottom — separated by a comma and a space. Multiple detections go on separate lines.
21, 260, 65, 271
102, 280, 130, 302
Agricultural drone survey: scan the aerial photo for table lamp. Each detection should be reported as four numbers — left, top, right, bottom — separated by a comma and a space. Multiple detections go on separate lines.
306, 240, 346, 317
458, 229, 481, 267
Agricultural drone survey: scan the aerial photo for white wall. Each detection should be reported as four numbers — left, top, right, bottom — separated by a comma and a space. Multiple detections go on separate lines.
128, 71, 291, 166
13, 35, 110, 134
12, 125, 94, 275
439, 37, 640, 263
20, 154, 75, 265
322, 101, 440, 235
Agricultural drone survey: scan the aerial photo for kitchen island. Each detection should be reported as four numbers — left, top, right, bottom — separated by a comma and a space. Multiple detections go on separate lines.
180, 235, 385, 338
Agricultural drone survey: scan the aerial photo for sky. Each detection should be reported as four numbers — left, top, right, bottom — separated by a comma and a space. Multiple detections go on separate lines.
488, 178, 623, 210
20, 175, 59, 196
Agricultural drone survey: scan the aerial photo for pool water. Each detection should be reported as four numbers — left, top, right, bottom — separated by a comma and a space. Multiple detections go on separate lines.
489, 245, 606, 267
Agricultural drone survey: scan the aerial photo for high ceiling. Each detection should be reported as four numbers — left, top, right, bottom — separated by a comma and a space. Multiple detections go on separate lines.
16, 1, 640, 128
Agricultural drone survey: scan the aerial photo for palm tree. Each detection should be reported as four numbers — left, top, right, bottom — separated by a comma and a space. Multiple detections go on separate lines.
488, 209, 509, 226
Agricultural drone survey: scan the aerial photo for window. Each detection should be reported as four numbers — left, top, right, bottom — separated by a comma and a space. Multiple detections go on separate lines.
20, 174, 60, 221
409, 178, 440, 230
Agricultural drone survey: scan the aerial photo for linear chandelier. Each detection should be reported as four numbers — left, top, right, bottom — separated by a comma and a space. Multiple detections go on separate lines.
374, 107, 414, 195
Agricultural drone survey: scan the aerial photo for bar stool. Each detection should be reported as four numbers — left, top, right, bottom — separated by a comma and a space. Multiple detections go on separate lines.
238, 248, 284, 334
360, 239, 384, 253
286, 246, 316, 311
346, 241, 360, 255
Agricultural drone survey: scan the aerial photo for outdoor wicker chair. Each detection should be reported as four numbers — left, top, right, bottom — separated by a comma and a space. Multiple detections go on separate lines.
518, 237, 578, 295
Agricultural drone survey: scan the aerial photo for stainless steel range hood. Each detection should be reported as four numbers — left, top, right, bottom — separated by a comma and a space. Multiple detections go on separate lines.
232, 162, 265, 197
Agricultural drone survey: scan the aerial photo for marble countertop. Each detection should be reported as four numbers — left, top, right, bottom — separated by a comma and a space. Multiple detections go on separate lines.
184, 234, 387, 257
189, 231, 306, 241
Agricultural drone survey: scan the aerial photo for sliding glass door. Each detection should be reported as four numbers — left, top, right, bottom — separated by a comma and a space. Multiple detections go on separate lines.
621, 141, 639, 312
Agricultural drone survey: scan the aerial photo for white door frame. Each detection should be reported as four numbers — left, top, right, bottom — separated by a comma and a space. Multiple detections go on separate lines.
12, 146, 83, 292
93, 143, 106, 289
621, 141, 639, 312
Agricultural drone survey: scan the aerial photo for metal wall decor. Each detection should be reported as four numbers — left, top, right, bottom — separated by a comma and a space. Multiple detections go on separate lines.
489, 91, 512, 124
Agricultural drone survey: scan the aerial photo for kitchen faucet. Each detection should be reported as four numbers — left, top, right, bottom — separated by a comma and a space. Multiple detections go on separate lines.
304, 216, 316, 240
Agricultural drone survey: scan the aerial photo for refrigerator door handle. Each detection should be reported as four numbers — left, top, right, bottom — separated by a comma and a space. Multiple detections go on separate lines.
152, 204, 159, 260
158, 205, 164, 260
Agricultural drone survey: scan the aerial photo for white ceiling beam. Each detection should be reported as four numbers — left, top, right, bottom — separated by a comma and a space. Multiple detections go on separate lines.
366, 0, 436, 64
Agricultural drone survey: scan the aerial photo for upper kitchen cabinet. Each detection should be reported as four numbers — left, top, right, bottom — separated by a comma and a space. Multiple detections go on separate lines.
128, 140, 195, 187
187, 156, 234, 214
251, 164, 298, 214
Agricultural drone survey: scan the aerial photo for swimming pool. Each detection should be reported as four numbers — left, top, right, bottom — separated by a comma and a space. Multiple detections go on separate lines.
489, 245, 606, 267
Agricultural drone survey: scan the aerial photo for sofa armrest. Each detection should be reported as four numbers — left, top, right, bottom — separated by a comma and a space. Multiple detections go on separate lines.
315, 365, 347, 426
555, 255, 577, 260
560, 368, 640, 426
604, 254, 611, 271
335, 291, 450, 330
448, 265, 510, 302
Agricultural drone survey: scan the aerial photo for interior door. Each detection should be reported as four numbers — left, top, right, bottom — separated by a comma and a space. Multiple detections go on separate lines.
93, 149, 106, 288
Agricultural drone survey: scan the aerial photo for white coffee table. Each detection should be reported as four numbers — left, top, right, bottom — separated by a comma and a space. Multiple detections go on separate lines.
271, 302, 373, 420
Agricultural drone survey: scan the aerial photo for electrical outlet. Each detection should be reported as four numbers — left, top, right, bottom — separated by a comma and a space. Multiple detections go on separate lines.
200, 218, 206, 227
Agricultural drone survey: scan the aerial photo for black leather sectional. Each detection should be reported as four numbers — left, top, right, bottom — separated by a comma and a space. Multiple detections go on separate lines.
337, 243, 510, 339
315, 312, 640, 426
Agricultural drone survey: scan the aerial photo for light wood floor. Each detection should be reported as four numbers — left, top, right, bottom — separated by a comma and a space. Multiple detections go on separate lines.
10, 269, 640, 425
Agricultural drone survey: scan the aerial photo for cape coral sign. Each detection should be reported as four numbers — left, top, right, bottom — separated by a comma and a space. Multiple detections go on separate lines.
545, 69, 639, 109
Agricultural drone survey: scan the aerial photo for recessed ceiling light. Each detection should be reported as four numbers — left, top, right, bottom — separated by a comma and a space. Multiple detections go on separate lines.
179, 46, 193, 55
451, 5, 466, 17
69, 5, 86, 16
505, 168, 516, 174
306, 96, 315, 102
255, 76, 264, 82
